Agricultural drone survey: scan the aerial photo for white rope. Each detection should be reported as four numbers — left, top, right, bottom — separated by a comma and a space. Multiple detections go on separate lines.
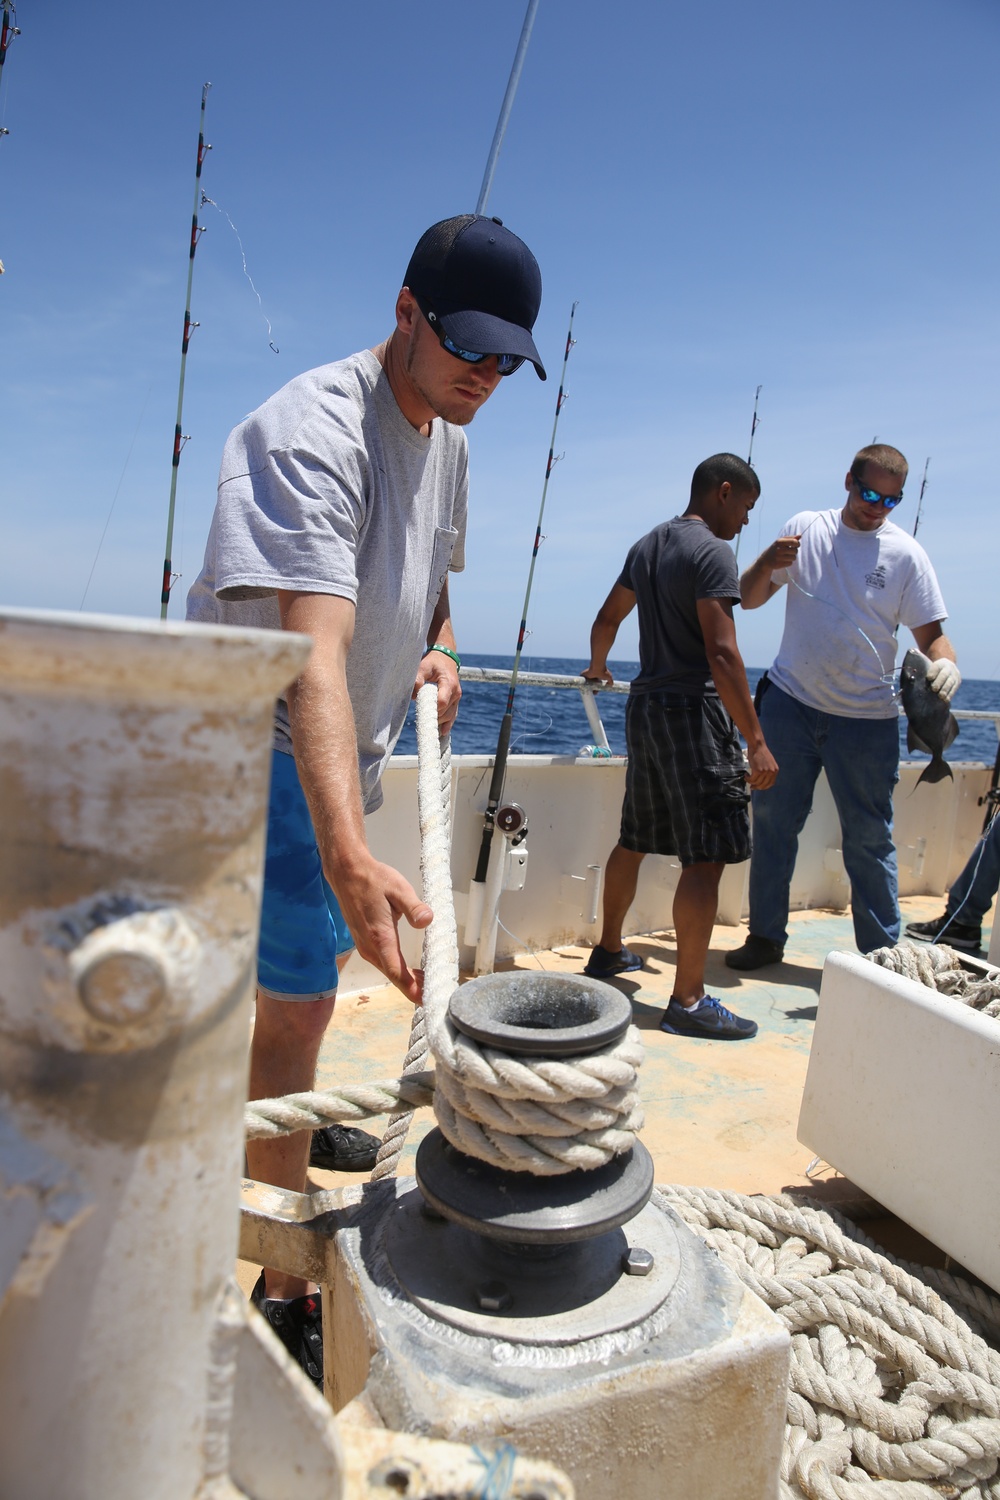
662, 1185, 1000, 1498
369, 692, 456, 1181
244, 1075, 435, 1140
409, 681, 644, 1176
867, 941, 1000, 1017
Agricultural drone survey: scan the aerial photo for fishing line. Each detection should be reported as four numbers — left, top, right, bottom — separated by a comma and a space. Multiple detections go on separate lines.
924, 803, 998, 936
510, 712, 555, 751
79, 387, 153, 610
496, 917, 552, 970
784, 512, 898, 700
200, 191, 279, 353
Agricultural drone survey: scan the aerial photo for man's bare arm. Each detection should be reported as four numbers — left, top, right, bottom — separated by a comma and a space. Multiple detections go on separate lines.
697, 596, 778, 789
278, 589, 431, 1003
582, 583, 637, 686
739, 535, 801, 610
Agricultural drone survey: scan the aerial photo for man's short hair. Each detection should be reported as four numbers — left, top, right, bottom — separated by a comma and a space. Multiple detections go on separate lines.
851, 444, 908, 484
690, 453, 760, 502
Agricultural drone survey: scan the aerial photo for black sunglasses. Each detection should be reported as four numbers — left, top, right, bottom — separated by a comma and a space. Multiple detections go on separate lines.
416, 299, 524, 377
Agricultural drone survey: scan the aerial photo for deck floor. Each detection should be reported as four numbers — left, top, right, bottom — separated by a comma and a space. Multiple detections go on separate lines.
238, 892, 994, 1294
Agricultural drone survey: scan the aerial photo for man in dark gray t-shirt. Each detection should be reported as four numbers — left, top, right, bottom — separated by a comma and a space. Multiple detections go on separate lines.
581, 453, 777, 1040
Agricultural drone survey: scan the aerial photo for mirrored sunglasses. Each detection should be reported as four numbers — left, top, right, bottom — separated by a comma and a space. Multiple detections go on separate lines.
855, 479, 904, 510
418, 301, 524, 377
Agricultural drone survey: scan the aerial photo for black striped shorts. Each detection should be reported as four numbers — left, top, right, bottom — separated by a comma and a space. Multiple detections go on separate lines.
620, 691, 751, 866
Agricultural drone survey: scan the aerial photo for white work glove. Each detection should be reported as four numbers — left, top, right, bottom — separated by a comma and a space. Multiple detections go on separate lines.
926, 658, 961, 703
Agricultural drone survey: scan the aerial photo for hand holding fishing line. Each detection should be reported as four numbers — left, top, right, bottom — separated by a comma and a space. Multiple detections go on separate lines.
761, 533, 801, 569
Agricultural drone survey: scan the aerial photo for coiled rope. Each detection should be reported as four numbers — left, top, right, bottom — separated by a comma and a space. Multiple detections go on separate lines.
662, 1184, 1000, 1498
867, 941, 1000, 1017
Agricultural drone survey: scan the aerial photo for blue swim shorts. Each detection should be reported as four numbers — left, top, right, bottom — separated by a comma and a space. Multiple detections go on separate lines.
257, 749, 355, 1002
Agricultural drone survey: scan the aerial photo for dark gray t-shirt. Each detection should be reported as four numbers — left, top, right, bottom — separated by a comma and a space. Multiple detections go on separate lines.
618, 515, 740, 694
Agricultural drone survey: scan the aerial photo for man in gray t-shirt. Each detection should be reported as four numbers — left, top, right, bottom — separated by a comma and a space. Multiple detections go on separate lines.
581, 454, 776, 1041
186, 214, 545, 1384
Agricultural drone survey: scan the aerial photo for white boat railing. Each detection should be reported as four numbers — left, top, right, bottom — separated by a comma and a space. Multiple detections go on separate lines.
458, 666, 627, 754
457, 666, 1000, 755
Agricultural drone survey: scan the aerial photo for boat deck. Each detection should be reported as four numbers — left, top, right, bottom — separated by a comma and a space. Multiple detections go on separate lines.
237, 892, 995, 1295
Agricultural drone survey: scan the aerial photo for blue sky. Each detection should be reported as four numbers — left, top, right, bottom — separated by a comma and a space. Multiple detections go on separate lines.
2, 0, 998, 675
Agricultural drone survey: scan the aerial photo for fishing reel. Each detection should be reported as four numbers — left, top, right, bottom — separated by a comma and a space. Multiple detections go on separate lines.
495, 802, 528, 845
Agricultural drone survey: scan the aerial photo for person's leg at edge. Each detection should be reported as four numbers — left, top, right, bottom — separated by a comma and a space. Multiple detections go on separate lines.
823, 713, 900, 954
672, 861, 724, 1003
246, 990, 336, 1300
596, 843, 646, 953
746, 686, 824, 948
250, 748, 350, 1300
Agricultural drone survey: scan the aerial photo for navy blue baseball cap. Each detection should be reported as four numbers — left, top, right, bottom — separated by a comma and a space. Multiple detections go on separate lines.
404, 214, 546, 380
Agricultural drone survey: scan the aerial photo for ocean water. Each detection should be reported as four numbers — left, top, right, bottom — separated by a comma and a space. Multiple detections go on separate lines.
394, 653, 1000, 768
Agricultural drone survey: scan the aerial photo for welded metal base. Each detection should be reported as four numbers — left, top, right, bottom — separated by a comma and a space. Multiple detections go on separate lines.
387, 1182, 679, 1342
328, 1176, 790, 1500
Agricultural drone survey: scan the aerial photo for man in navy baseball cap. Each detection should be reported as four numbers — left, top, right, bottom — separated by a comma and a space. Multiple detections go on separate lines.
404, 213, 546, 380
186, 209, 544, 1388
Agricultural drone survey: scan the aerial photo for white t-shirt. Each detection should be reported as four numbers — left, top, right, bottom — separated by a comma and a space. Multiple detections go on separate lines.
186, 350, 468, 810
766, 508, 947, 719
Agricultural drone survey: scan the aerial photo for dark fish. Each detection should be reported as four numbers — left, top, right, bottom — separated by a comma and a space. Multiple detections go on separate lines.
900, 648, 959, 786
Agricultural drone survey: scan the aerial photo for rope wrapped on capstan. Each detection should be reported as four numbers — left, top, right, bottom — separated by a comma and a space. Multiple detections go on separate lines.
410, 681, 644, 1177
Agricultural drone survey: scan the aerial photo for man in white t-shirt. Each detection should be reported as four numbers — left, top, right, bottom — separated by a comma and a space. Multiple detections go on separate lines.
725, 443, 959, 970
186, 215, 546, 1383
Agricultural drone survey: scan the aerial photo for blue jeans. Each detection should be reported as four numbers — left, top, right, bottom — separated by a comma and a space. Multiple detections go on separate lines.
945, 814, 1000, 926
749, 683, 900, 953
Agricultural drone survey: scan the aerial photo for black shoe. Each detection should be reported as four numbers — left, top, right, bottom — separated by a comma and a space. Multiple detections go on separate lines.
724, 934, 785, 971
309, 1124, 380, 1172
659, 995, 758, 1040
583, 943, 644, 978
250, 1271, 323, 1388
904, 914, 982, 952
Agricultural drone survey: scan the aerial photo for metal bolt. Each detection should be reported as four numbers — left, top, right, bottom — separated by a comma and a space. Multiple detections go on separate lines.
77, 952, 166, 1026
476, 1279, 513, 1312
622, 1246, 654, 1277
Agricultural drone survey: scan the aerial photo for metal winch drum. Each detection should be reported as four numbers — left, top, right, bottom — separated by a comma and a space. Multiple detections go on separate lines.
328, 970, 790, 1500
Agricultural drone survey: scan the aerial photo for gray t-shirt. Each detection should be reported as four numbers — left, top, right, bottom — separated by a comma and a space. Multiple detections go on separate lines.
618, 515, 740, 695
186, 350, 468, 810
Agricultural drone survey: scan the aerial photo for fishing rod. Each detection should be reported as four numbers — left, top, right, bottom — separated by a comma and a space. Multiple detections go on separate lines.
469, 303, 578, 903
0, 0, 20, 153
747, 384, 762, 467
475, 0, 540, 216
160, 82, 211, 618
912, 457, 930, 540
734, 383, 762, 563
